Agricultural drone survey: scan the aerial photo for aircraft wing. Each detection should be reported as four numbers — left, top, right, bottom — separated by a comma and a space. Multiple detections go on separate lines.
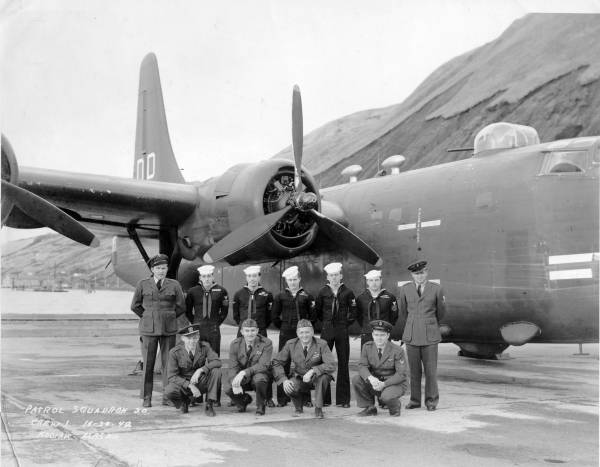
6, 167, 198, 237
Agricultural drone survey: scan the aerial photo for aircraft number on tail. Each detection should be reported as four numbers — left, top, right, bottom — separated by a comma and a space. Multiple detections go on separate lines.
135, 152, 156, 180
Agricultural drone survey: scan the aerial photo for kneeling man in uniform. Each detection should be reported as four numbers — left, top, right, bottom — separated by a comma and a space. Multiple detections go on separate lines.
224, 319, 273, 415
272, 319, 336, 418
165, 324, 222, 416
352, 320, 407, 417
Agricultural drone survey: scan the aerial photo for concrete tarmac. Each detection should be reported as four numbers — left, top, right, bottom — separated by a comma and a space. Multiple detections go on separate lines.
1, 317, 598, 467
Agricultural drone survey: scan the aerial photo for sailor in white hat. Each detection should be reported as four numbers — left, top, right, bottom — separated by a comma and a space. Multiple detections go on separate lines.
232, 264, 275, 407
272, 265, 316, 407
314, 262, 357, 408
355, 269, 399, 347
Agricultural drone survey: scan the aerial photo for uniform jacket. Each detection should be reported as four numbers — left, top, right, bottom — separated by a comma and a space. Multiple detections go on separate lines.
358, 341, 408, 388
399, 281, 446, 345
185, 283, 229, 325
272, 337, 336, 383
315, 284, 357, 333
227, 334, 273, 380
167, 341, 222, 388
272, 288, 315, 331
356, 289, 399, 334
131, 277, 185, 336
232, 286, 273, 329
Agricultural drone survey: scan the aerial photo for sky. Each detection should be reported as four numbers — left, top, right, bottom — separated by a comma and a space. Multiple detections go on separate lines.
1, 0, 599, 244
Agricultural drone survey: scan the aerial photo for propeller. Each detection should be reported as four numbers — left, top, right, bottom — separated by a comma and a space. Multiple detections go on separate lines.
203, 86, 381, 265
1, 180, 99, 247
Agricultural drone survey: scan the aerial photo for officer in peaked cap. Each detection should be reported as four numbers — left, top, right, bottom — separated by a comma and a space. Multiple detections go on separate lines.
232, 264, 275, 407
355, 270, 399, 347
315, 262, 357, 408
398, 259, 446, 411
272, 265, 316, 407
131, 254, 185, 408
164, 324, 222, 415
352, 319, 407, 417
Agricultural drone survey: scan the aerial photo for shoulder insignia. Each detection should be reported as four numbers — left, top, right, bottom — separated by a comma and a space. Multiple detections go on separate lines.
392, 302, 398, 312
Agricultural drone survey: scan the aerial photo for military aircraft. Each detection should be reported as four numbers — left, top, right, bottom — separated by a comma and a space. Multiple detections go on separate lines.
2, 53, 598, 358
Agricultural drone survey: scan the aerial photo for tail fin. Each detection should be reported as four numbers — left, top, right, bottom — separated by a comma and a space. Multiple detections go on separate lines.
134, 53, 185, 183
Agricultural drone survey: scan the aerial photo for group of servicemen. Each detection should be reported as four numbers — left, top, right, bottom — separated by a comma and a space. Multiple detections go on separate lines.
130, 254, 446, 419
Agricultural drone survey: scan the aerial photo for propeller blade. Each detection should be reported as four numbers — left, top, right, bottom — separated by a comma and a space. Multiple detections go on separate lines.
308, 209, 382, 266
203, 206, 292, 263
292, 85, 303, 192
1, 180, 99, 247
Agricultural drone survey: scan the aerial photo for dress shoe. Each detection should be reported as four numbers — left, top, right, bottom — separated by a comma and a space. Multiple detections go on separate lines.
292, 408, 303, 417
357, 406, 377, 417
405, 401, 421, 409
341, 403, 351, 408
205, 401, 216, 417
276, 402, 288, 408
388, 401, 401, 417
142, 398, 152, 408
180, 400, 189, 414
304, 401, 313, 408
266, 399, 276, 408
255, 405, 266, 416
314, 407, 324, 419
426, 405, 436, 411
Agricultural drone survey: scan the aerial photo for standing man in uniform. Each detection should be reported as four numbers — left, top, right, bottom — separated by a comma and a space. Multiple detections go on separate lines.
272, 319, 336, 418
164, 324, 222, 416
272, 265, 316, 407
315, 262, 356, 408
232, 265, 275, 407
224, 319, 273, 415
131, 254, 185, 407
356, 270, 399, 347
352, 320, 407, 417
398, 260, 446, 411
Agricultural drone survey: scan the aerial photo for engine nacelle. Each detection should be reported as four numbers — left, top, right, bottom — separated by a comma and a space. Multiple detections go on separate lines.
178, 158, 321, 264
1, 134, 19, 225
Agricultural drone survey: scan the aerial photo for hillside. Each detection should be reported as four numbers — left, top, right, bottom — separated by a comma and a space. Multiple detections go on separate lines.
273, 13, 600, 186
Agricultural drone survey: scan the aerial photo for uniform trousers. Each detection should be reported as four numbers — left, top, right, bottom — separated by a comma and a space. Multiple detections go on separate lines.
286, 374, 332, 409
198, 322, 222, 403
223, 373, 269, 408
276, 328, 297, 404
322, 325, 351, 405
164, 369, 221, 407
351, 374, 405, 408
405, 343, 439, 406
141, 334, 176, 400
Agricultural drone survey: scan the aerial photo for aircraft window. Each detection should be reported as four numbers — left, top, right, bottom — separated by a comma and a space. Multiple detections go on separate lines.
540, 151, 587, 175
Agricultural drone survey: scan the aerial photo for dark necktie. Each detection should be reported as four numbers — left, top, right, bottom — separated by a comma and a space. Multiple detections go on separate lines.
188, 350, 194, 361
249, 293, 255, 319
417, 285, 422, 297
331, 295, 338, 323
157, 279, 162, 290
203, 291, 210, 319
369, 299, 381, 320
303, 346, 308, 358
246, 345, 253, 360
378, 348, 382, 359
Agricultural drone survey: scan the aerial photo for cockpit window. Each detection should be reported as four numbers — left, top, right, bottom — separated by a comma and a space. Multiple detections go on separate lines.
540, 151, 587, 175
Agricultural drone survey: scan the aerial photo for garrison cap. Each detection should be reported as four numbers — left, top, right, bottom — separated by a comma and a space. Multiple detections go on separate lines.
296, 319, 313, 329
407, 260, 428, 273
282, 265, 300, 280
243, 265, 261, 275
178, 324, 201, 336
241, 318, 258, 328
149, 254, 169, 268
370, 319, 392, 333
364, 269, 382, 280
197, 265, 215, 275
324, 262, 343, 274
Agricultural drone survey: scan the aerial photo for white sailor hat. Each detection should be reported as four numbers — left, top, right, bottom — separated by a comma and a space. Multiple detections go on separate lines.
197, 265, 215, 275
243, 265, 261, 275
323, 262, 343, 274
282, 265, 299, 279
364, 269, 382, 280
